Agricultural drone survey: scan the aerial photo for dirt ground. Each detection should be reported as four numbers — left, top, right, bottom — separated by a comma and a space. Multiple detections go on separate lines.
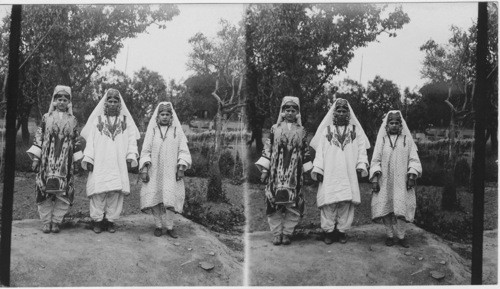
6, 171, 244, 252
248, 225, 497, 286
10, 214, 243, 286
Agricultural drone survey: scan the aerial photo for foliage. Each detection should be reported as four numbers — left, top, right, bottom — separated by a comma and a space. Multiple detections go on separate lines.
182, 74, 219, 119
0, 4, 179, 142
207, 169, 227, 203
336, 76, 404, 144
83, 67, 170, 130
405, 82, 453, 131
419, 3, 498, 139
166, 79, 194, 123
219, 150, 235, 178
187, 18, 246, 202
245, 3, 410, 143
183, 184, 245, 233
414, 187, 473, 243
186, 130, 251, 144
454, 158, 470, 186
130, 67, 168, 127
415, 138, 474, 153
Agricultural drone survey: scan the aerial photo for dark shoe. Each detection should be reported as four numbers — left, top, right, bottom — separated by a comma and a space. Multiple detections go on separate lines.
42, 223, 51, 234
397, 237, 409, 248
51, 223, 60, 233
154, 228, 162, 237
338, 232, 347, 244
107, 222, 116, 233
272, 235, 282, 245
324, 232, 334, 244
282, 234, 291, 245
385, 237, 395, 247
93, 221, 102, 234
166, 229, 178, 238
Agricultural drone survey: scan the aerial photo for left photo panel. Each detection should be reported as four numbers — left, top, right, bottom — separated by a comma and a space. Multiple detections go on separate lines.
0, 4, 247, 286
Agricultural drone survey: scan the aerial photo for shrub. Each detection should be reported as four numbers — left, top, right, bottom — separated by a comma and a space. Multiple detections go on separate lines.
15, 138, 32, 172
219, 150, 235, 178
454, 158, 470, 186
185, 152, 209, 178
414, 187, 472, 243
233, 151, 244, 182
204, 206, 245, 233
182, 184, 207, 225
418, 157, 446, 186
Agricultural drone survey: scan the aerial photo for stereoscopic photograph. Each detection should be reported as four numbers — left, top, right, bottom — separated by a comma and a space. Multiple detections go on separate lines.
0, 1, 497, 287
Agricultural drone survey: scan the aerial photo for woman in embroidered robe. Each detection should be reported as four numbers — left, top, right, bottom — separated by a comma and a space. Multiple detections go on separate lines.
369, 110, 422, 248
80, 88, 140, 233
255, 96, 312, 246
26, 85, 83, 233
139, 102, 191, 238
310, 98, 370, 244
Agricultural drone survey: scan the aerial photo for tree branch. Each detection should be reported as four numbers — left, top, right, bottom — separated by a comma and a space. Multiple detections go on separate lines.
211, 78, 223, 105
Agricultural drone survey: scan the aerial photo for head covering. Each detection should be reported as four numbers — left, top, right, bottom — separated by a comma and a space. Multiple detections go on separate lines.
376, 110, 416, 150
80, 88, 140, 140
147, 101, 188, 143
48, 85, 73, 114
333, 98, 350, 126
310, 98, 370, 150
276, 96, 302, 126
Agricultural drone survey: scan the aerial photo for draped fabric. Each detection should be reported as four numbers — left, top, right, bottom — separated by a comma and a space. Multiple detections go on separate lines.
26, 85, 81, 204
139, 102, 192, 213
81, 89, 139, 197
255, 97, 311, 216
369, 110, 422, 222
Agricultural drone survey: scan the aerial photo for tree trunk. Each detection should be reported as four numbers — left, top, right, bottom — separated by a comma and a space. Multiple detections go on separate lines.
21, 118, 30, 145
471, 2, 488, 284
442, 90, 458, 211
1, 5, 22, 286
206, 105, 226, 203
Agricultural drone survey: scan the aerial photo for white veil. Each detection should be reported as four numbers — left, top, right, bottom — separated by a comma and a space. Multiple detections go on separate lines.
80, 89, 140, 140
309, 98, 370, 150
146, 101, 188, 143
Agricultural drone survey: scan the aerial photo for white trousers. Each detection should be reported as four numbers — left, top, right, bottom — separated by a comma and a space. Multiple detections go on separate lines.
320, 202, 354, 233
267, 205, 300, 236
89, 191, 123, 222
382, 213, 406, 239
37, 196, 70, 225
151, 204, 175, 230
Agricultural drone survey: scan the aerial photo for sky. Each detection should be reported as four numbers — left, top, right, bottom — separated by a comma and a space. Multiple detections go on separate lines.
334, 2, 478, 91
0, 2, 479, 92
104, 4, 247, 85
104, 2, 478, 92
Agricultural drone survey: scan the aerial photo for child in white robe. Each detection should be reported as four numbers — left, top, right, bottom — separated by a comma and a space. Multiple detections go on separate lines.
310, 98, 370, 244
139, 102, 191, 238
369, 110, 422, 248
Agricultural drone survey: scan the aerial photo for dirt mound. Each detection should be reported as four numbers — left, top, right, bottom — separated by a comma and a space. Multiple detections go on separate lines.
248, 224, 497, 286
10, 214, 243, 286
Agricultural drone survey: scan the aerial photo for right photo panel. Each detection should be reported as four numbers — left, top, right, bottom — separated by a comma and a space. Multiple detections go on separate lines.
244, 2, 498, 286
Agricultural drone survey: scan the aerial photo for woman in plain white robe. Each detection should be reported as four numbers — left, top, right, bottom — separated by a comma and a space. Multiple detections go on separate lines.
310, 98, 370, 244
139, 102, 191, 238
369, 110, 421, 248
80, 88, 140, 233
